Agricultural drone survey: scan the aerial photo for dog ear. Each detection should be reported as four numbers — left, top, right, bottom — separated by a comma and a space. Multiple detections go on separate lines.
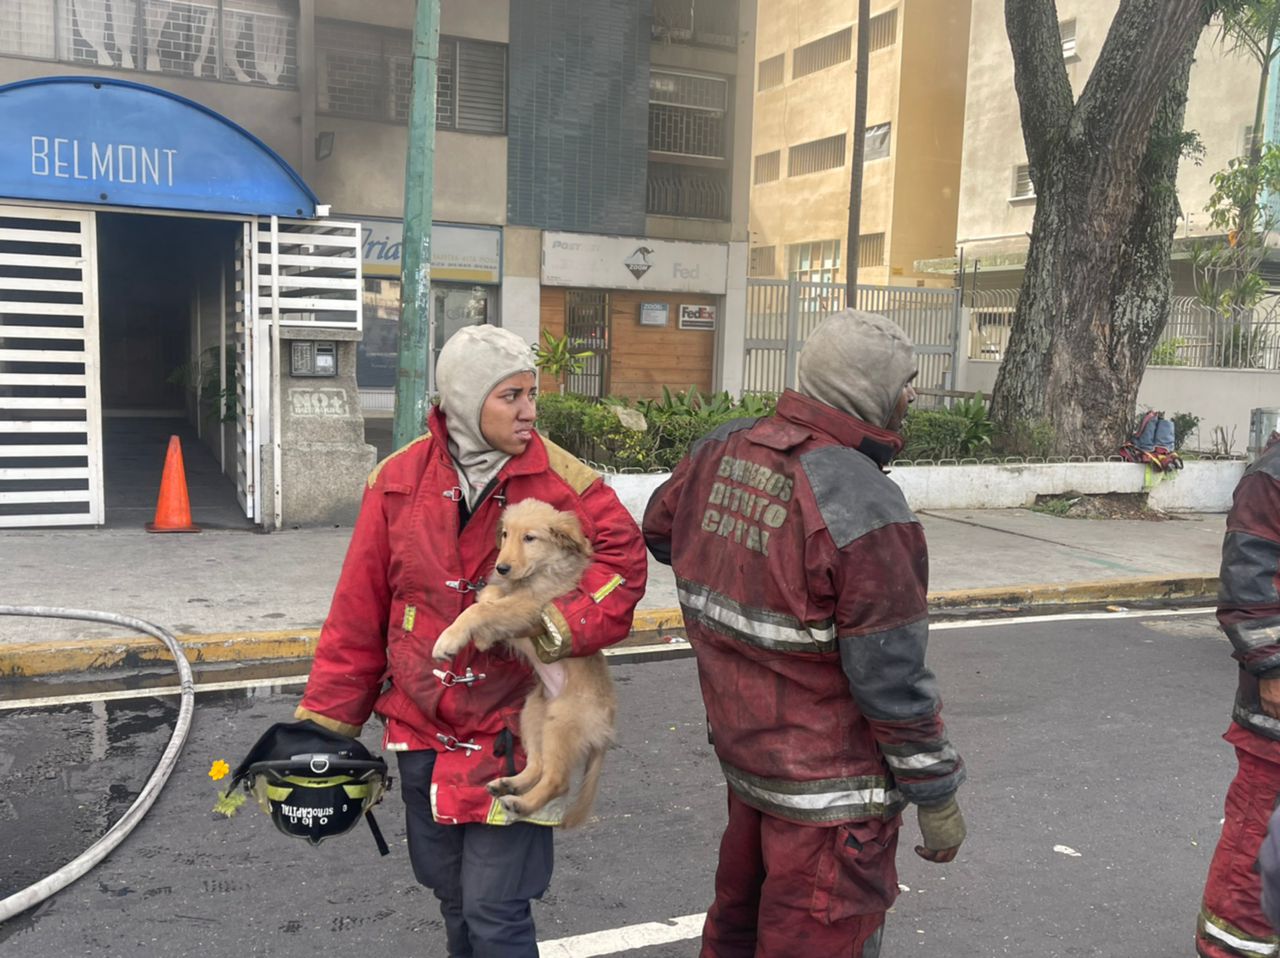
548, 511, 592, 558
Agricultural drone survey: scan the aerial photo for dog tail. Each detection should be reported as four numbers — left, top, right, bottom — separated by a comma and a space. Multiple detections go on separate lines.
561, 747, 606, 829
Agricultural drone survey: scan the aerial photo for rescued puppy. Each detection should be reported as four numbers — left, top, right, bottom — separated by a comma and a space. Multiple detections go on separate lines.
431, 498, 616, 827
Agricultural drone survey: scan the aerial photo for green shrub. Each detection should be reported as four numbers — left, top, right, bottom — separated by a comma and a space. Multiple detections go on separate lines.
1149, 338, 1188, 366
901, 410, 971, 460
535, 388, 774, 471
1169, 411, 1201, 452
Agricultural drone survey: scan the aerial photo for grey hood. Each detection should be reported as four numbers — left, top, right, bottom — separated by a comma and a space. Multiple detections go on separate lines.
436, 325, 537, 506
796, 309, 916, 428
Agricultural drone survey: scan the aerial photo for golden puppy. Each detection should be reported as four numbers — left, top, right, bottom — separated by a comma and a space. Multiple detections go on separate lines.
431, 498, 616, 828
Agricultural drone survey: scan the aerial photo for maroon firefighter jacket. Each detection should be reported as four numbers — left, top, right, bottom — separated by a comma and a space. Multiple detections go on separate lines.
1220, 438, 1280, 743
298, 407, 646, 825
643, 390, 964, 825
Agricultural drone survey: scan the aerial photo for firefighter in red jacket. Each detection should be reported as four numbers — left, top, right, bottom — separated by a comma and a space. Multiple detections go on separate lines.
296, 325, 646, 958
643, 309, 966, 958
1197, 433, 1280, 958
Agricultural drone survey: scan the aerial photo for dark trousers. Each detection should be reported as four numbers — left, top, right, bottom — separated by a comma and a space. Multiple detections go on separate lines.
398, 750, 554, 958
701, 788, 894, 958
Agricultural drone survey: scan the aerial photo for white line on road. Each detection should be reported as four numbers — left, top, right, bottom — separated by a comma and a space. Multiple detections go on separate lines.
0, 673, 310, 711
2, 608, 1218, 712
538, 913, 705, 957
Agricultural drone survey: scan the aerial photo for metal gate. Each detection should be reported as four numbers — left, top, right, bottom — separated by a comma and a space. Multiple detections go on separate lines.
744, 279, 961, 398
564, 290, 610, 399
0, 205, 104, 528
236, 216, 362, 525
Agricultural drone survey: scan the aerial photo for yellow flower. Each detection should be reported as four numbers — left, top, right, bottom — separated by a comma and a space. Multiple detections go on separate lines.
209, 759, 231, 782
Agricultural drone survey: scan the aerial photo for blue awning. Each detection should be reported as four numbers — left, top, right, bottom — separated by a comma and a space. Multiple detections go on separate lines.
0, 76, 318, 218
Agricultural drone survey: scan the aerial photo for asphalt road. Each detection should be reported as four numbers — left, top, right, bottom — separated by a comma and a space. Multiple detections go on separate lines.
0, 609, 1243, 957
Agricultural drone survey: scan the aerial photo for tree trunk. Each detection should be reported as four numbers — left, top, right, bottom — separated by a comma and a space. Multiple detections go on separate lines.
991, 0, 1210, 456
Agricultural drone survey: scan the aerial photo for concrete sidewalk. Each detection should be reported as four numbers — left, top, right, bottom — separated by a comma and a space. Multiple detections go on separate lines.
0, 508, 1228, 678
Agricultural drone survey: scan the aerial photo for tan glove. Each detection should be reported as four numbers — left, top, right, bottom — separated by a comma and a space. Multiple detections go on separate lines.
915, 796, 965, 863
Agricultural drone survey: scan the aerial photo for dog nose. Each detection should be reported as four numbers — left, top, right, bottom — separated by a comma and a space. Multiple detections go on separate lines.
495, 563, 511, 576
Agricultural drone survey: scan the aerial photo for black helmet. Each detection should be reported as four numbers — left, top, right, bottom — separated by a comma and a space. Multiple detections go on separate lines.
225, 720, 391, 855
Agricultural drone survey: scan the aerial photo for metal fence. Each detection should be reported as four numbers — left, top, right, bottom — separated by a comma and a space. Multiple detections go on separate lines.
968, 289, 1280, 370
744, 280, 961, 397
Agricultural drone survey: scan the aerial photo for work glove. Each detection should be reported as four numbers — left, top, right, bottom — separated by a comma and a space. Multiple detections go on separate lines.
915, 796, 965, 863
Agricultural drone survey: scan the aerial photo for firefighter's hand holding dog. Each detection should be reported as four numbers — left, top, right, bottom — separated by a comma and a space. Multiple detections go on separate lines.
915, 796, 966, 863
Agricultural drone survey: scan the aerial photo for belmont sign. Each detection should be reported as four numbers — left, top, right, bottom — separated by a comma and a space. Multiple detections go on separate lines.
542, 231, 729, 294
0, 77, 317, 217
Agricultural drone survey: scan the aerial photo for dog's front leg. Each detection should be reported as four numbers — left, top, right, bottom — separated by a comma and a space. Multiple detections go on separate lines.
431, 607, 478, 661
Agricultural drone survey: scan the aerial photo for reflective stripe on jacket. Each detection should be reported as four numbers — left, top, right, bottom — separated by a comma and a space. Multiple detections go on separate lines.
642, 390, 963, 825
299, 406, 647, 825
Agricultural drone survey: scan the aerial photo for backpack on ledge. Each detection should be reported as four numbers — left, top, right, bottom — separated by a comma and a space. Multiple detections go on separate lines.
1119, 410, 1182, 472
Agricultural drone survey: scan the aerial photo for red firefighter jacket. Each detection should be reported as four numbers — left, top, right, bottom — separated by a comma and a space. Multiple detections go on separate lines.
1220, 438, 1280, 745
298, 407, 646, 825
642, 390, 964, 825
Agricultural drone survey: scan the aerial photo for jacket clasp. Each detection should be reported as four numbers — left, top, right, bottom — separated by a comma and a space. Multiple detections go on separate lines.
437, 733, 482, 755
432, 667, 487, 687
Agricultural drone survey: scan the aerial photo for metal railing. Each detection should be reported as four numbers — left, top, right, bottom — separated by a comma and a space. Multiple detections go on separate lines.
651, 0, 738, 49
966, 290, 1280, 370
744, 280, 960, 396
647, 164, 730, 220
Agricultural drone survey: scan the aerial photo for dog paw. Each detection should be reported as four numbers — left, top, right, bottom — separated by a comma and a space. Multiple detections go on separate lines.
498, 795, 526, 815
431, 631, 462, 661
487, 778, 514, 797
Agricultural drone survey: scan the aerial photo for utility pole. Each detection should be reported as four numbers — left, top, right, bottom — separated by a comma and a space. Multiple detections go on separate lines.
393, 0, 440, 449
845, 0, 870, 304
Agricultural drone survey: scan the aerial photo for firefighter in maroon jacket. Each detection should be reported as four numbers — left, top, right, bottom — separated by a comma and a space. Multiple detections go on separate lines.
644, 309, 966, 958
1197, 434, 1280, 958
296, 325, 646, 958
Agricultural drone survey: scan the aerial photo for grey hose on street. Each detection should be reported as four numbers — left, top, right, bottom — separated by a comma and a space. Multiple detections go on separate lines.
0, 605, 194, 924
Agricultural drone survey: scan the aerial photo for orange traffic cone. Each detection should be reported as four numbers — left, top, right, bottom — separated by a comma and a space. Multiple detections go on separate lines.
146, 435, 201, 533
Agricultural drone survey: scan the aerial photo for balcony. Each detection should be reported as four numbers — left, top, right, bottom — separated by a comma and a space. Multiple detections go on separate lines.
647, 163, 730, 220
651, 0, 738, 51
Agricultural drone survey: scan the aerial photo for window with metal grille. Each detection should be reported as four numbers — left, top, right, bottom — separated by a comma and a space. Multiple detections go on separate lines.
789, 134, 846, 177
792, 27, 852, 80
1012, 164, 1035, 199
864, 122, 890, 162
868, 9, 897, 52
858, 232, 885, 268
749, 246, 776, 277
754, 151, 780, 184
788, 240, 841, 284
316, 19, 412, 122
438, 37, 508, 133
758, 53, 784, 90
1060, 19, 1077, 59
649, 70, 729, 158
5, 0, 297, 87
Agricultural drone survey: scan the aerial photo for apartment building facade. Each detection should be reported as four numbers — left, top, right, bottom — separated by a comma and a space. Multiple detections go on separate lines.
0, 0, 755, 529
747, 0, 972, 289
944, 0, 1259, 290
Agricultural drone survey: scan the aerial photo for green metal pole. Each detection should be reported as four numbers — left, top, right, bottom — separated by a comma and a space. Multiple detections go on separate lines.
393, 0, 440, 449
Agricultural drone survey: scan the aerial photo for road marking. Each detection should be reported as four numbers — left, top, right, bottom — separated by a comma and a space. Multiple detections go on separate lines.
931, 605, 1215, 631
539, 913, 705, 956
1, 608, 1218, 712
0, 674, 309, 711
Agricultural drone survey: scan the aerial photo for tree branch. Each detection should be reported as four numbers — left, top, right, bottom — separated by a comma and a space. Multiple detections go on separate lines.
1005, 0, 1074, 173
1074, 0, 1207, 157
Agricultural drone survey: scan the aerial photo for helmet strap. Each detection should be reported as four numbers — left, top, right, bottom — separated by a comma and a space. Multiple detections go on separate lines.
366, 810, 390, 857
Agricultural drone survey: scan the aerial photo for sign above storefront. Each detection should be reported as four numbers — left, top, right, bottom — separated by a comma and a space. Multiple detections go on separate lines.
0, 76, 318, 217
542, 232, 729, 294
360, 219, 503, 284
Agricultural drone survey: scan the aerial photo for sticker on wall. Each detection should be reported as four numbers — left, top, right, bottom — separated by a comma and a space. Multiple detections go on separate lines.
678, 304, 717, 331
639, 302, 669, 327
624, 246, 655, 280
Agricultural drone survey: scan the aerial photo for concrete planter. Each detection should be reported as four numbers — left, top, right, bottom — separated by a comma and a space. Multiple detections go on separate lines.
602, 459, 1244, 522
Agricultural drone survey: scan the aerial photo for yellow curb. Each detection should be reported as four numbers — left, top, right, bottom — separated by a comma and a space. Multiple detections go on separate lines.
0, 629, 321, 681
0, 576, 1218, 681
927, 575, 1219, 610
